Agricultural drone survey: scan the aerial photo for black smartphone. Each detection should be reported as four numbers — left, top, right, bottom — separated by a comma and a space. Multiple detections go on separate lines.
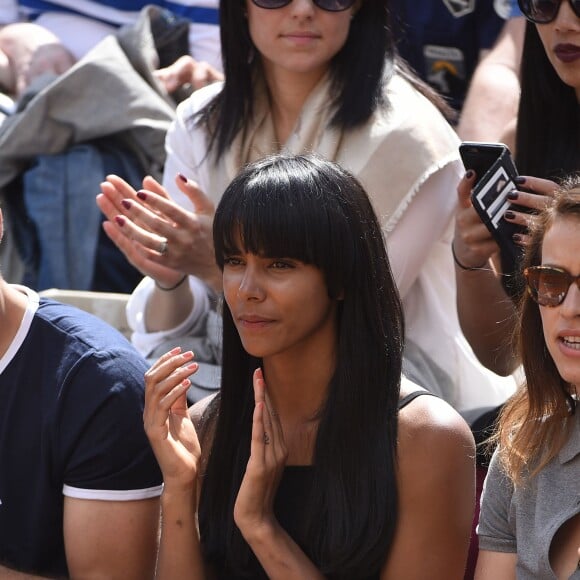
459, 142, 508, 184
459, 141, 526, 297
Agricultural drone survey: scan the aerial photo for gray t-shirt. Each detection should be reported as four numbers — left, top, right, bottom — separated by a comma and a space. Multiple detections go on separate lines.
478, 411, 580, 579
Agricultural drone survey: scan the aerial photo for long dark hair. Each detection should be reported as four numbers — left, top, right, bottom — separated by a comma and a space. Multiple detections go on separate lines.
199, 154, 404, 578
497, 179, 580, 484
196, 0, 452, 158
515, 22, 580, 178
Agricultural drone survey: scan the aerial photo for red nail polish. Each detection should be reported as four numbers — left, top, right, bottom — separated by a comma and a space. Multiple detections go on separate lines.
136, 190, 147, 201
114, 216, 125, 226
121, 199, 131, 210
178, 173, 188, 183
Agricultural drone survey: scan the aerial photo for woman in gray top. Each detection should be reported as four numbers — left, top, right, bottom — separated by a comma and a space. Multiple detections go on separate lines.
476, 180, 580, 579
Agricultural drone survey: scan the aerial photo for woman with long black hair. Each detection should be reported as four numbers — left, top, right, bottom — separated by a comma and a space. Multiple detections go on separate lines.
144, 154, 475, 579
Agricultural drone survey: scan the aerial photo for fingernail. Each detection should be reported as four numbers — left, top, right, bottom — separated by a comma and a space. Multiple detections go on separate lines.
178, 173, 188, 183
504, 210, 515, 220
507, 191, 519, 200
513, 233, 523, 243
514, 176, 526, 184
114, 216, 125, 226
121, 199, 131, 210
465, 169, 475, 179
137, 190, 147, 201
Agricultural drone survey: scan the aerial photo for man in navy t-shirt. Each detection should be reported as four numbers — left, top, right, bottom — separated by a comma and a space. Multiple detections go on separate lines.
0, 207, 163, 578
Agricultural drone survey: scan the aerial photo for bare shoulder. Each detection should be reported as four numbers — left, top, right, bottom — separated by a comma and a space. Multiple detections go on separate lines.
398, 378, 475, 463
385, 386, 476, 578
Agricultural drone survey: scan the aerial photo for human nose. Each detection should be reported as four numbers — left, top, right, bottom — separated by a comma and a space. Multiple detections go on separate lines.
555, 0, 580, 30
289, 0, 316, 17
237, 263, 266, 301
559, 277, 580, 317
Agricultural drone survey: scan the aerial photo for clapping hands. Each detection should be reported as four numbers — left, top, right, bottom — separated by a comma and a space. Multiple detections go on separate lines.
234, 369, 288, 542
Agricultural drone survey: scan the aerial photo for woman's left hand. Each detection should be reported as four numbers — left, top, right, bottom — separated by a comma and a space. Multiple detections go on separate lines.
234, 368, 288, 541
503, 175, 558, 245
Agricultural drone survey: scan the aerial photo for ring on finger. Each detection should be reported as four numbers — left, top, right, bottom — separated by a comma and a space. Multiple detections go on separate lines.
158, 237, 168, 255
263, 432, 270, 445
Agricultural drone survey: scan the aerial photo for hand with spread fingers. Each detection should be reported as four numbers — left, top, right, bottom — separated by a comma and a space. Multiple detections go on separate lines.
143, 347, 201, 490
234, 368, 288, 542
96, 172, 220, 290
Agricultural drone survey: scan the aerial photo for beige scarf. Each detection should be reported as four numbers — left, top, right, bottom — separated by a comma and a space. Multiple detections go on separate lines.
205, 70, 459, 234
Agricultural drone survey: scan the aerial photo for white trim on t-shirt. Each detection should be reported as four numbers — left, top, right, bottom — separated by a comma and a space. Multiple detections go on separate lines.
63, 483, 163, 501
0, 285, 39, 375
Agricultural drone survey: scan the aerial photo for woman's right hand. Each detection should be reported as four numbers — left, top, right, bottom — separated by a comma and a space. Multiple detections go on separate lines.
234, 369, 288, 541
143, 347, 201, 492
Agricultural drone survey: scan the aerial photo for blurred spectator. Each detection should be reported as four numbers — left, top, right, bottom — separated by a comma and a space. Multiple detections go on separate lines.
393, 0, 513, 116
0, 1, 221, 293
0, 1, 221, 84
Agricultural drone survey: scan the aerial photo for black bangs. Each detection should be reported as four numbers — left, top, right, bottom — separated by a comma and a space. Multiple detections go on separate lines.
213, 155, 357, 295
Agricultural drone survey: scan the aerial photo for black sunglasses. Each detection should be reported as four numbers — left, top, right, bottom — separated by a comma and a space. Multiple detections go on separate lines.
524, 265, 580, 307
517, 0, 580, 23
251, 0, 356, 11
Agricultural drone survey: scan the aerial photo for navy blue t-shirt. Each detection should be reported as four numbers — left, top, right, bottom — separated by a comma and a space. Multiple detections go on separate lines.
392, 0, 511, 113
0, 296, 162, 577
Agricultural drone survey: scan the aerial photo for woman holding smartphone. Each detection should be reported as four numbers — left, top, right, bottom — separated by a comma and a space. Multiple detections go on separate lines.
452, 0, 580, 376
143, 154, 476, 579
475, 181, 580, 579
97, 0, 512, 412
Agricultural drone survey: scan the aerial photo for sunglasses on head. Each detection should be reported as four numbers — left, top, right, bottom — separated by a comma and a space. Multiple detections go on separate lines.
251, 0, 356, 11
517, 0, 580, 23
524, 265, 580, 307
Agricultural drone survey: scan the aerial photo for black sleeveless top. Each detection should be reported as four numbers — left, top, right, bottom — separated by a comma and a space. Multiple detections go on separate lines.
211, 390, 436, 579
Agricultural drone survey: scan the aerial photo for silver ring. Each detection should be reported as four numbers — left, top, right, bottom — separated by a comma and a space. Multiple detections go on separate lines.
158, 238, 168, 255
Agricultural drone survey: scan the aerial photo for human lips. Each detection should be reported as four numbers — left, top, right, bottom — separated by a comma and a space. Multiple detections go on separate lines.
237, 314, 275, 329
281, 31, 321, 45
554, 43, 580, 63
557, 331, 580, 353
